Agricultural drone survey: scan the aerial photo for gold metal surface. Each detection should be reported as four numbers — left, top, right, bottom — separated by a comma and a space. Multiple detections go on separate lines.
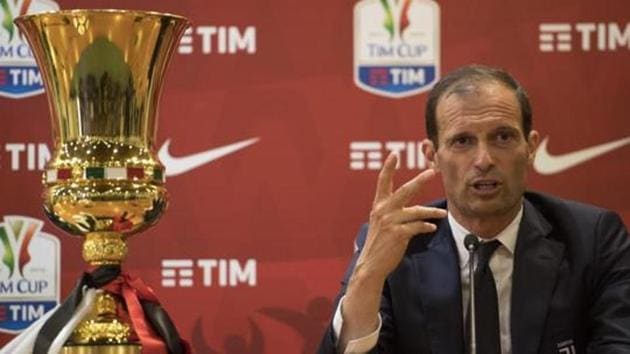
72, 293, 132, 344
96, 292, 118, 314
72, 317, 132, 344
61, 344, 141, 354
82, 232, 128, 265
14, 10, 188, 238
14, 9, 189, 349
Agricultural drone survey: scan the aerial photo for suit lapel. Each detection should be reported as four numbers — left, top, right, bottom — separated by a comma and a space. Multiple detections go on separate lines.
511, 199, 565, 354
414, 217, 465, 354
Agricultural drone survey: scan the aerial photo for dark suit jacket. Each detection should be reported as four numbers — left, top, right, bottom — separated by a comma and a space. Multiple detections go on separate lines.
318, 191, 630, 354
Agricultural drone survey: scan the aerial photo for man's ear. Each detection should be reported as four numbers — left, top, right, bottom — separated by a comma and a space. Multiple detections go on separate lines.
526, 130, 540, 165
422, 138, 440, 171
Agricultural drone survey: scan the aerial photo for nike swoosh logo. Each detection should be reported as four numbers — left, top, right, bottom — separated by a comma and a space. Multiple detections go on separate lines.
158, 138, 260, 177
534, 136, 630, 175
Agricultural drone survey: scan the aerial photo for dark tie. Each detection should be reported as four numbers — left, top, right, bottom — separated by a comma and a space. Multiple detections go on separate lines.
469, 240, 502, 354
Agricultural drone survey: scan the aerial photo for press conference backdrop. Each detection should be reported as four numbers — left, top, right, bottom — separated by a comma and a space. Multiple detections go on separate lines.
0, 0, 628, 352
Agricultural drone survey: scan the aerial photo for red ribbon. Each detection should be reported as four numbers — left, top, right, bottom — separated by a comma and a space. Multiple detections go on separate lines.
102, 272, 190, 354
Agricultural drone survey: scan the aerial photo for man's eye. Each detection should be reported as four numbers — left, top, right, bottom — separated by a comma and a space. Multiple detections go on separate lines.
452, 136, 473, 147
496, 132, 516, 143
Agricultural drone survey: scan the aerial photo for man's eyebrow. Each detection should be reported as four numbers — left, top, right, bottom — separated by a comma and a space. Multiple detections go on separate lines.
492, 125, 520, 133
448, 131, 474, 138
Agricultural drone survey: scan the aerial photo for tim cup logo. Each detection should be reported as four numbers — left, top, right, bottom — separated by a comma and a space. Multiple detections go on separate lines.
0, 0, 59, 99
354, 0, 440, 98
0, 215, 60, 333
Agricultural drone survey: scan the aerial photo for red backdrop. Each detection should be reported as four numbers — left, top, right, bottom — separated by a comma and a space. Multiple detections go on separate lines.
1, 0, 629, 352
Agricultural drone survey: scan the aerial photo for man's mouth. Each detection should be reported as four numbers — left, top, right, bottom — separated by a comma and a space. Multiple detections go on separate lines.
470, 179, 501, 193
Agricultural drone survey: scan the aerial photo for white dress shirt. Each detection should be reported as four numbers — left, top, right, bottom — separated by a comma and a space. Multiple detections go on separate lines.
333, 206, 523, 354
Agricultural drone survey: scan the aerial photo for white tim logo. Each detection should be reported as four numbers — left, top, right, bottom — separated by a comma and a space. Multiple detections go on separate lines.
539, 23, 572, 52
161, 259, 194, 287
4, 143, 51, 171
575, 22, 630, 51
160, 258, 257, 288
539, 22, 630, 52
178, 26, 256, 55
197, 259, 257, 287
350, 142, 382, 170
350, 141, 427, 170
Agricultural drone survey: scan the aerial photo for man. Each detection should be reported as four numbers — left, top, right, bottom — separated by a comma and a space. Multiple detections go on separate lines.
318, 65, 630, 354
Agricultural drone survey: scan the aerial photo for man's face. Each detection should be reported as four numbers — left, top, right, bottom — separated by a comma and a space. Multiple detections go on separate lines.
426, 82, 538, 222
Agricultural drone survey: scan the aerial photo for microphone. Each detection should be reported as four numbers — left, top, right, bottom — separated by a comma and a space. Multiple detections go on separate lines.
464, 234, 480, 252
464, 234, 480, 354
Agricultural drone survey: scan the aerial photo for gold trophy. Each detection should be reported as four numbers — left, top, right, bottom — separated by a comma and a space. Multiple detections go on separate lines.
14, 9, 189, 354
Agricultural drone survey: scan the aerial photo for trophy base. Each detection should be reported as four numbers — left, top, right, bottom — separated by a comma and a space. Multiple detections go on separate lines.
61, 344, 141, 354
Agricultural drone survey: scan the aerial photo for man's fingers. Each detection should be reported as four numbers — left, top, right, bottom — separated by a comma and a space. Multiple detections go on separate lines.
392, 206, 447, 223
401, 221, 439, 236
373, 153, 398, 204
391, 168, 438, 206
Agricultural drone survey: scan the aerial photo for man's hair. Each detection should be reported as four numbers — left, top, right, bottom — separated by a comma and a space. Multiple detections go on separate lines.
424, 65, 532, 145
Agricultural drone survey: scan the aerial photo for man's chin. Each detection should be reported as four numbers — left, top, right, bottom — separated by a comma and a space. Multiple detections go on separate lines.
463, 199, 518, 219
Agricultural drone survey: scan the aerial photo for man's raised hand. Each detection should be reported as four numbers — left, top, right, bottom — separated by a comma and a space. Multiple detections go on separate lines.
355, 153, 447, 281
338, 153, 448, 349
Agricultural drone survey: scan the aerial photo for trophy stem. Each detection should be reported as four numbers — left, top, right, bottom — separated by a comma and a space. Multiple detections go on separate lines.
67, 293, 137, 349
75, 235, 138, 352
83, 232, 128, 265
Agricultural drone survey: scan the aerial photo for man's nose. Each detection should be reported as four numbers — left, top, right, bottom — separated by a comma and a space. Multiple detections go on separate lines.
473, 143, 495, 171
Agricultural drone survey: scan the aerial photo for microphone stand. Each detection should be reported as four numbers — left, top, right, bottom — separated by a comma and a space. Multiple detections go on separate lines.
464, 234, 480, 354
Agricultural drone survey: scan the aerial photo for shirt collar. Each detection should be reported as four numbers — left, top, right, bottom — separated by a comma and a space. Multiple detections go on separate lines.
449, 204, 523, 269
